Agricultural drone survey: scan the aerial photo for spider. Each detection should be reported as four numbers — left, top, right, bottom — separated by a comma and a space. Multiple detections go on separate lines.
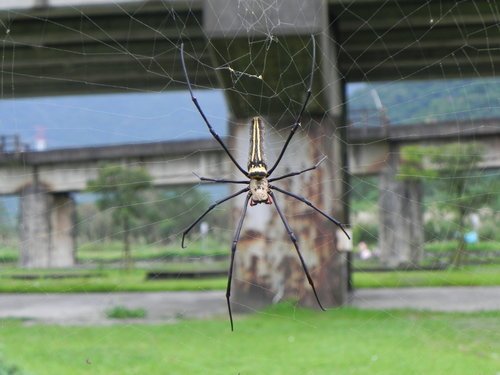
180, 35, 350, 330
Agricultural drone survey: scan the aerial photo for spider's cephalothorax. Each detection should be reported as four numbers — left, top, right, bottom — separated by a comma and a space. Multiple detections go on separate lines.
248, 116, 272, 206
180, 35, 350, 331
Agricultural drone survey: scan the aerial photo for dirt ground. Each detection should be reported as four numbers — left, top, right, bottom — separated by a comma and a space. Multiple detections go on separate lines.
0, 286, 499, 325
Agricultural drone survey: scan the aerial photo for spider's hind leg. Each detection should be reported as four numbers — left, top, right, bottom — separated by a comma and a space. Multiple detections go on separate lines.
226, 193, 251, 331
268, 191, 326, 311
270, 185, 350, 240
181, 187, 249, 248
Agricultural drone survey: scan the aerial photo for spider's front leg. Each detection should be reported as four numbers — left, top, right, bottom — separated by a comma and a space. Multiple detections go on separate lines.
267, 34, 316, 176
180, 43, 248, 177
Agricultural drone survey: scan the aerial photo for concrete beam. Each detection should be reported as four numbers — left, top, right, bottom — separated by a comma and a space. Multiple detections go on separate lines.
348, 120, 500, 175
0, 119, 498, 195
0, 139, 231, 194
1, 0, 499, 97
204, 0, 325, 38
204, 0, 342, 118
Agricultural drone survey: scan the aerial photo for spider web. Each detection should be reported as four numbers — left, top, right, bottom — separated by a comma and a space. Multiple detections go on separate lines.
0, 1, 499, 374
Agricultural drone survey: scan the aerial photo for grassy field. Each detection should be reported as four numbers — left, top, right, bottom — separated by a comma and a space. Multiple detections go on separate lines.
0, 306, 498, 375
424, 241, 500, 253
1, 240, 498, 265
0, 268, 227, 293
353, 263, 500, 288
78, 239, 227, 262
0, 264, 499, 293
0, 240, 227, 265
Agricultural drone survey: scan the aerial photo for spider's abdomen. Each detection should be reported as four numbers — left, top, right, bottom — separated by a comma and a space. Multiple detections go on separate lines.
249, 177, 271, 206
248, 116, 268, 178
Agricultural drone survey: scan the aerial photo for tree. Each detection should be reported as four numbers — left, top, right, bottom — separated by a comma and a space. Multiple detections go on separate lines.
399, 143, 490, 267
138, 187, 215, 244
87, 164, 152, 267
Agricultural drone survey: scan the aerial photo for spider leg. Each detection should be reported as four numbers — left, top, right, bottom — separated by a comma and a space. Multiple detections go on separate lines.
270, 185, 350, 240
269, 191, 326, 311
180, 43, 248, 177
268, 156, 326, 183
267, 35, 316, 176
181, 187, 249, 248
226, 193, 251, 331
193, 172, 248, 184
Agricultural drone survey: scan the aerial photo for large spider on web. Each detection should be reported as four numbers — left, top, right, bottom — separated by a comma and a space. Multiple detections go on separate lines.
180, 35, 350, 330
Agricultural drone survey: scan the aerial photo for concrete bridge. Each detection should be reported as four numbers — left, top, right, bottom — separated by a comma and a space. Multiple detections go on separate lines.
2, 117, 500, 195
1, 0, 499, 310
2, 117, 499, 268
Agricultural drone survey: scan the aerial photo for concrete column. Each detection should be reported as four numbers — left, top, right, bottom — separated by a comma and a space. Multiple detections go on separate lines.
230, 116, 348, 312
19, 186, 76, 268
50, 193, 76, 267
204, 0, 347, 310
379, 147, 423, 267
19, 185, 52, 268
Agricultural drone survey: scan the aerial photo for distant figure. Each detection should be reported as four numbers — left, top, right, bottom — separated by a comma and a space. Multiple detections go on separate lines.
35, 126, 47, 151
464, 231, 478, 245
358, 241, 372, 260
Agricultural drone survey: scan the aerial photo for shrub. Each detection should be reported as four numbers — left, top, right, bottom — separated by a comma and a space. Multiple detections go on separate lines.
0, 360, 25, 375
105, 306, 146, 319
352, 223, 378, 246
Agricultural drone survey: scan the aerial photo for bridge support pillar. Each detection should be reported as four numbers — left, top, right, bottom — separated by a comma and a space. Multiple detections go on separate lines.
379, 148, 423, 267
50, 193, 76, 267
204, 0, 348, 313
19, 185, 75, 268
230, 116, 348, 312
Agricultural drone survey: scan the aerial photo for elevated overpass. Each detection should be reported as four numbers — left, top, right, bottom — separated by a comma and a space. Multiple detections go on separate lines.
2, 0, 498, 100
2, 117, 499, 269
1, 118, 499, 196
1, 0, 498, 308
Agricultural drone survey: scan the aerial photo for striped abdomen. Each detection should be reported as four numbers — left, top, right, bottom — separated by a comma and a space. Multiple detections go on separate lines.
248, 116, 268, 178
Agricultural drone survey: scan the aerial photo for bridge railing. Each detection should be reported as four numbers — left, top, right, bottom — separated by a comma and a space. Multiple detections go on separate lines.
0, 135, 30, 154
348, 108, 390, 129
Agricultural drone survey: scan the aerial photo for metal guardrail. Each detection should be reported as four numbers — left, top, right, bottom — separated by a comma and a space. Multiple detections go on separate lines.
0, 135, 30, 154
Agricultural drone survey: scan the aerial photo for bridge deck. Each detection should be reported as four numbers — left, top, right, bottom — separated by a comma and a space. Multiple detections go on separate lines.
0, 118, 498, 195
0, 0, 498, 98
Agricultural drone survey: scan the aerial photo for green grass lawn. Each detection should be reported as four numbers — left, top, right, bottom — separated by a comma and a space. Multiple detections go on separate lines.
354, 263, 500, 288
77, 239, 227, 262
0, 240, 227, 265
1, 240, 498, 266
424, 241, 500, 253
0, 307, 498, 375
0, 245, 17, 263
0, 268, 227, 293
0, 264, 499, 293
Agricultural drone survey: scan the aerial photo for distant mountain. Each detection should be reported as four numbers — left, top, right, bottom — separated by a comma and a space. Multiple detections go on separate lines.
2, 78, 498, 150
348, 79, 500, 126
